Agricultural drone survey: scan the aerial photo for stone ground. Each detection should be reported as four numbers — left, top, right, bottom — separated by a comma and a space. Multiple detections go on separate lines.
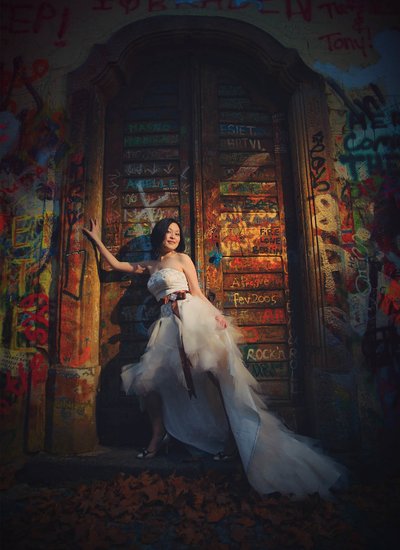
1, 443, 399, 549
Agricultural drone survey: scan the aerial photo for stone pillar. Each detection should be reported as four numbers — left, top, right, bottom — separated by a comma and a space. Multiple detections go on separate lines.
288, 80, 359, 450
46, 88, 104, 453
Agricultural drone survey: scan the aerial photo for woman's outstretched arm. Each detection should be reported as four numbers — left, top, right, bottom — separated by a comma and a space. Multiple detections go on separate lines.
83, 218, 148, 274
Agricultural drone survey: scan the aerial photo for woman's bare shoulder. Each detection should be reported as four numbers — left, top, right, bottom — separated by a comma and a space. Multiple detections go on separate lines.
176, 253, 194, 268
177, 252, 192, 262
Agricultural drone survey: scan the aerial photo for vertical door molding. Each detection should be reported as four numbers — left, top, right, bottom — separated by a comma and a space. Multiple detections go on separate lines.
288, 82, 327, 368
272, 111, 300, 402
192, 60, 207, 290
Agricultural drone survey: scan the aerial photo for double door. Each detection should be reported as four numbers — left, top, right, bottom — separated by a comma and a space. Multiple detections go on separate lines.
99, 52, 299, 444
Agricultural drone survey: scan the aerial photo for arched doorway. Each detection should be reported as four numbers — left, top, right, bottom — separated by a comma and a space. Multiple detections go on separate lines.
98, 47, 302, 445
53, 17, 330, 453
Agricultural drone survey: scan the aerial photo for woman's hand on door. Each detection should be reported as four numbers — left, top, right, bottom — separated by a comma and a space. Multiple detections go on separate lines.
83, 218, 101, 243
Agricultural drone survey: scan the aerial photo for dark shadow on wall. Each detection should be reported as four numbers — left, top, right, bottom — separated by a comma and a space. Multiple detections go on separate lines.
92, 235, 160, 448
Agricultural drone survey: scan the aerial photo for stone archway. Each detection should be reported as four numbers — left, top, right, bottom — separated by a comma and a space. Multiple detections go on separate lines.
48, 16, 331, 453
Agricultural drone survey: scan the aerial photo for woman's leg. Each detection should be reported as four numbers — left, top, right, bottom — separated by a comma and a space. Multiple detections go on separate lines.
207, 373, 237, 457
144, 391, 166, 452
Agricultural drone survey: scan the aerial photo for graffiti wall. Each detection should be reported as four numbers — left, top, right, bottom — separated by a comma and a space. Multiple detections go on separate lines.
0, 55, 68, 456
314, 34, 400, 451
1, 1, 399, 458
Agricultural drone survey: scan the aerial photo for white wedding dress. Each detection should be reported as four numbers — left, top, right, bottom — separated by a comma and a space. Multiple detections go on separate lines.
121, 267, 345, 498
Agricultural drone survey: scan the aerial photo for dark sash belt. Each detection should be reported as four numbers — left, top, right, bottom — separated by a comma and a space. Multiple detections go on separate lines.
161, 291, 197, 399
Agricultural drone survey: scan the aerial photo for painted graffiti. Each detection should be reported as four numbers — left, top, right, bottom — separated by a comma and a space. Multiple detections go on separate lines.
247, 362, 289, 378
220, 137, 271, 151
123, 149, 179, 161
123, 207, 179, 223
0, 348, 48, 415
123, 178, 179, 191
220, 195, 278, 212
307, 84, 392, 369
0, 51, 66, 442
220, 211, 279, 226
223, 256, 283, 273
329, 81, 400, 132
1, 3, 71, 47
126, 121, 179, 133
122, 191, 179, 208
15, 292, 49, 349
0, 58, 49, 99
318, 30, 372, 58
63, 153, 87, 301
309, 131, 330, 192
220, 224, 282, 255
1, 0, 398, 456
240, 325, 286, 343
1, 0, 395, 59
220, 181, 276, 195
219, 123, 270, 137
124, 134, 179, 147
322, 73, 400, 436
224, 272, 284, 290
124, 162, 179, 176
224, 290, 284, 308
240, 343, 288, 362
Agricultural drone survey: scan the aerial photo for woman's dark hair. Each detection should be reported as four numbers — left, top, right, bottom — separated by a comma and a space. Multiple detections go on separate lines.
150, 218, 185, 257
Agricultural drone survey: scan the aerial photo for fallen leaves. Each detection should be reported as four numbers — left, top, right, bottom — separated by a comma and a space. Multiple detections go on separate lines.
206, 505, 226, 523
1, 470, 399, 549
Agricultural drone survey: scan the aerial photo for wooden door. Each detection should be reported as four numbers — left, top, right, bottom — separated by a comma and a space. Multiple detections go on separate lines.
98, 58, 193, 444
197, 61, 297, 405
98, 52, 300, 445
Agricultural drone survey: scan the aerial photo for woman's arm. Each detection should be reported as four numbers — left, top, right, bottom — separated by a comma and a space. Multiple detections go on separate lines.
180, 254, 227, 329
83, 218, 148, 274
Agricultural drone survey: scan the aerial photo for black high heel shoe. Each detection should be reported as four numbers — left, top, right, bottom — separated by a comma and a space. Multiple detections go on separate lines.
136, 433, 170, 459
213, 450, 238, 462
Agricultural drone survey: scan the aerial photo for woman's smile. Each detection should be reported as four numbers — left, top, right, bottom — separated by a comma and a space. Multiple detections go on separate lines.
162, 222, 181, 251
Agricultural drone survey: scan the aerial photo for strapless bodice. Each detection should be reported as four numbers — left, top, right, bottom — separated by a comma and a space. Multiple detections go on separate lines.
147, 268, 189, 301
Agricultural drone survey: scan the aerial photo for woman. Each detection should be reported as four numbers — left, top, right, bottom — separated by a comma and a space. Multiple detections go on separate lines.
84, 217, 346, 498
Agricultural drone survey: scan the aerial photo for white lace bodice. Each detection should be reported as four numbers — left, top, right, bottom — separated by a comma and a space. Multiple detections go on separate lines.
147, 268, 189, 301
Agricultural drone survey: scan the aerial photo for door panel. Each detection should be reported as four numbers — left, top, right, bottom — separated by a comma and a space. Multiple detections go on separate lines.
101, 61, 192, 371
98, 60, 193, 444
199, 65, 294, 401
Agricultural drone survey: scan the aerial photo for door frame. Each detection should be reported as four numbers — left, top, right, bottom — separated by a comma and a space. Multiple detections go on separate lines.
49, 16, 333, 452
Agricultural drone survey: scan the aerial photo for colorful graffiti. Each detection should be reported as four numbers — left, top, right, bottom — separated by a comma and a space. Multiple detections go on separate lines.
2, 0, 397, 59
0, 53, 67, 455
1, 0, 398, 458
0, 349, 48, 415
314, 77, 400, 439
309, 131, 330, 192
1, 3, 71, 47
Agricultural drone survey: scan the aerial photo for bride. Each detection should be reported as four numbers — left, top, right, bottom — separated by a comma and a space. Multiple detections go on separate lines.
84, 217, 345, 498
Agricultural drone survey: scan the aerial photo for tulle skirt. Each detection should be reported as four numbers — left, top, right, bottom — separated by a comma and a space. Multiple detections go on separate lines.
121, 294, 346, 498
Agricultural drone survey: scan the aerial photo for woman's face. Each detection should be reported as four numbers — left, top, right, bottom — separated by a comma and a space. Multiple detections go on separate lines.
162, 222, 181, 253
